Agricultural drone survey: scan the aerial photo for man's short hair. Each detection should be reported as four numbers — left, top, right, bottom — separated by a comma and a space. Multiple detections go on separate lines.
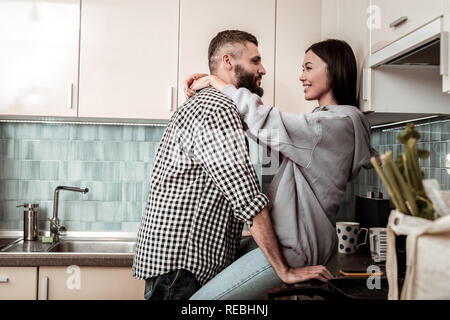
208, 30, 258, 73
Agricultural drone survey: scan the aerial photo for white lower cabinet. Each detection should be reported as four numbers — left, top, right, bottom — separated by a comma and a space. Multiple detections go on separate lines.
0, 267, 38, 300
38, 266, 145, 300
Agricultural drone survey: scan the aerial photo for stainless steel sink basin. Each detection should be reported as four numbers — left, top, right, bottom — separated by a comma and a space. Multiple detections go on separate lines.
0, 238, 16, 249
0, 238, 22, 252
47, 240, 136, 254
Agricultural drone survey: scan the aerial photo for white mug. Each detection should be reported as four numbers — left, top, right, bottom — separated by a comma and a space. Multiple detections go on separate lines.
336, 222, 368, 254
369, 227, 387, 262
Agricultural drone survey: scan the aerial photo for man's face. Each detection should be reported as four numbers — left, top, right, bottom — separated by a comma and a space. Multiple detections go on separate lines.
233, 42, 266, 97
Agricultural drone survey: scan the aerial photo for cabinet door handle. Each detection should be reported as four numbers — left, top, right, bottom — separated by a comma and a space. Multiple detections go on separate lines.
0, 276, 9, 283
441, 31, 448, 76
362, 68, 371, 102
42, 276, 49, 300
68, 83, 73, 109
168, 86, 173, 111
389, 16, 408, 28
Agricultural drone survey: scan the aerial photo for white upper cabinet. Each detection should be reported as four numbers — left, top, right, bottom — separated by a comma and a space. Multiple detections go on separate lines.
1, 0, 446, 119
78, 0, 179, 120
178, 0, 276, 108
443, 0, 450, 93
0, 0, 80, 117
370, 0, 443, 53
363, 0, 450, 114
274, 0, 321, 114
331, 0, 370, 76
322, 0, 370, 110
323, 0, 449, 116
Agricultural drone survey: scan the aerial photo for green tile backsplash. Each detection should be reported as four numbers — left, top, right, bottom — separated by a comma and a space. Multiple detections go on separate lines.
2, 118, 447, 231
0, 121, 264, 232
337, 118, 450, 222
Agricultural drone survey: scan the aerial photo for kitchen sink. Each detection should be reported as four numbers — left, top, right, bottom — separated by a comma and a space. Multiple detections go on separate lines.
0, 238, 15, 249
0, 238, 22, 252
47, 240, 136, 254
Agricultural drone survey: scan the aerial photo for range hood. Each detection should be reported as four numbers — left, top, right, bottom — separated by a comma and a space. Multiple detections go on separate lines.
387, 38, 440, 66
362, 17, 450, 127
369, 18, 448, 75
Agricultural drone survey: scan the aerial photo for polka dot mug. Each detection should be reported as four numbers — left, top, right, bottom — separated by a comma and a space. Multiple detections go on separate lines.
336, 222, 368, 254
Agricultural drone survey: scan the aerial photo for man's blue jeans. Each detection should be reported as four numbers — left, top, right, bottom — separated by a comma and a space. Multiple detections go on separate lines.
144, 237, 284, 300
144, 269, 201, 300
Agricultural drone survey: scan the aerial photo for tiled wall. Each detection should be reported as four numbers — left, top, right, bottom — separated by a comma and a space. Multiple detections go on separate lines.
2, 118, 448, 231
337, 118, 450, 222
0, 121, 263, 232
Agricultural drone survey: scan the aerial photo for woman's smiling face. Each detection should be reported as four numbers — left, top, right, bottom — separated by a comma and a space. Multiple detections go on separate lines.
300, 50, 335, 106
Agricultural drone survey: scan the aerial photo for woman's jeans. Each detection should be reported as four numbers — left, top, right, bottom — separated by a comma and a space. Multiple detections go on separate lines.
189, 237, 283, 300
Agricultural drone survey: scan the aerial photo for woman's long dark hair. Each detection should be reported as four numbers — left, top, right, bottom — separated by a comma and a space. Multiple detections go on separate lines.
306, 39, 358, 107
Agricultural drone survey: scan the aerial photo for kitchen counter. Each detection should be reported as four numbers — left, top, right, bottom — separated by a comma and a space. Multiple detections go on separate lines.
0, 232, 135, 267
0, 252, 134, 267
268, 251, 392, 300
0, 230, 251, 268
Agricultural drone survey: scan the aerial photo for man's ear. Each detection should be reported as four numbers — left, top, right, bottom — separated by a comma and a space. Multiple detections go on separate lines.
222, 54, 233, 71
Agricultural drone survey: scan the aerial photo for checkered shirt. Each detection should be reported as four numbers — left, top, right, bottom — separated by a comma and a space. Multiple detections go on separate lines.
132, 86, 268, 285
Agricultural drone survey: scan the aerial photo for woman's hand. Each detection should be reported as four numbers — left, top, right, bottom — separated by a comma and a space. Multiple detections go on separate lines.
280, 265, 334, 284
183, 73, 229, 99
184, 73, 209, 99
190, 76, 213, 91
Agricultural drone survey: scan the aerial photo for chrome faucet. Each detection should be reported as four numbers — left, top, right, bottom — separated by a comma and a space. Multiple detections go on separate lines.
49, 186, 89, 243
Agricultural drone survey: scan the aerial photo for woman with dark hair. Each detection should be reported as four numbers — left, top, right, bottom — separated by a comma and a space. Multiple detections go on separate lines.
305, 39, 359, 107
184, 39, 376, 299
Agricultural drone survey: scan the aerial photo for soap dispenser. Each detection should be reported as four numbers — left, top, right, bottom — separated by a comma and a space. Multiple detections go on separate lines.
16, 203, 39, 241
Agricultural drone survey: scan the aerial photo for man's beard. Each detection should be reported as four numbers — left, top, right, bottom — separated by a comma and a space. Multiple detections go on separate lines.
235, 64, 264, 97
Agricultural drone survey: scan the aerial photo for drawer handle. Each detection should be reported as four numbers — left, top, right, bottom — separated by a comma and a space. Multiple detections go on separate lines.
0, 276, 9, 283
42, 276, 49, 300
389, 16, 408, 28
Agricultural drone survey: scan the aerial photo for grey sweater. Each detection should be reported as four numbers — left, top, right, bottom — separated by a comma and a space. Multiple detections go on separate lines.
222, 85, 377, 267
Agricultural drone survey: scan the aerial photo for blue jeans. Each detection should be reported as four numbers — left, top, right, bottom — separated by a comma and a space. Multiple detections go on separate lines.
144, 269, 201, 300
190, 237, 283, 300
